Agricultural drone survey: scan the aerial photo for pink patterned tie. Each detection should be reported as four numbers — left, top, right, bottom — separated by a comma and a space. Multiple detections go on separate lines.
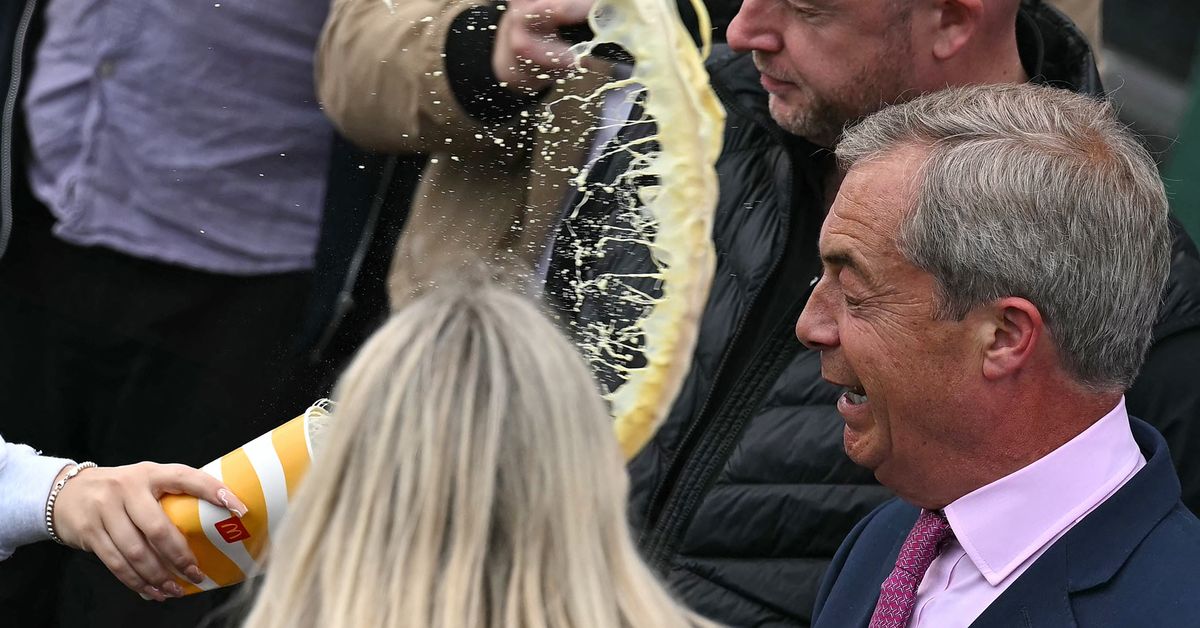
868, 509, 955, 628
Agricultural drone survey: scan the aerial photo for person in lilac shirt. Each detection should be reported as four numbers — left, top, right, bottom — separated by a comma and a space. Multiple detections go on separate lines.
0, 0, 350, 625
801, 84, 1200, 627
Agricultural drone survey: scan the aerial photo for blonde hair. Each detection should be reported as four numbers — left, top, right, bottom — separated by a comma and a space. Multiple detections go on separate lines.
242, 281, 715, 628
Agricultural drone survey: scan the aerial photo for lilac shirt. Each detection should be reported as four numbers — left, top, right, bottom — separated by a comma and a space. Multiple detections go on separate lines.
910, 398, 1145, 627
23, 0, 334, 275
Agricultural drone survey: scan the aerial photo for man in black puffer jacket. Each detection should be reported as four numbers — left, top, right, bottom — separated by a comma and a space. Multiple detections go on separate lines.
545, 0, 1200, 626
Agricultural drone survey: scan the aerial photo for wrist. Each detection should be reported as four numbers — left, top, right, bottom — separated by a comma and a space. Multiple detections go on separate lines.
446, 4, 546, 123
45, 461, 97, 546
52, 463, 73, 486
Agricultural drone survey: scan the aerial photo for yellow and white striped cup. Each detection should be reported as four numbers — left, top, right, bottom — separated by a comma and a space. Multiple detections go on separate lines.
160, 400, 331, 595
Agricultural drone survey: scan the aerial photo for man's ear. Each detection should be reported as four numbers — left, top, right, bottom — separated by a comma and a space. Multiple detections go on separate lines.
980, 297, 1042, 381
930, 0, 984, 61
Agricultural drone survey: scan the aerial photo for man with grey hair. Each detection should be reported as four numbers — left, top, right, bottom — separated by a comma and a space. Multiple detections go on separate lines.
803, 82, 1200, 628
543, 1, 1200, 624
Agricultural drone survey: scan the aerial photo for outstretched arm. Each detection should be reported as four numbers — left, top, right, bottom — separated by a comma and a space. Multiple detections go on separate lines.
0, 435, 246, 601
315, 0, 594, 153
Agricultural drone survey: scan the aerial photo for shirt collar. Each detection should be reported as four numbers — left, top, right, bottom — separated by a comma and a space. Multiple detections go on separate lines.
942, 397, 1145, 586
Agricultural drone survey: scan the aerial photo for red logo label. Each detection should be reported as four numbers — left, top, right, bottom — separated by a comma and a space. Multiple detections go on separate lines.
215, 516, 251, 544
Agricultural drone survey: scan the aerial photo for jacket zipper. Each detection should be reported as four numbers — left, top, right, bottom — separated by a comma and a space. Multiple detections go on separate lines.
646, 162, 827, 569
0, 0, 37, 261
637, 72, 801, 558
646, 319, 805, 570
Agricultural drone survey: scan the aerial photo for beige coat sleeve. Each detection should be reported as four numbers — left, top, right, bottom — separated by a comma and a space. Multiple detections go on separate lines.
315, 0, 491, 153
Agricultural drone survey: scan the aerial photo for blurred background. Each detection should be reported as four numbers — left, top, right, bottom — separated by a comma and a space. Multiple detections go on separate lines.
1103, 0, 1200, 239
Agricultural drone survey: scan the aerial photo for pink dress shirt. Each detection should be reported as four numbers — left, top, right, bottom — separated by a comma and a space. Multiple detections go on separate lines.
909, 398, 1145, 627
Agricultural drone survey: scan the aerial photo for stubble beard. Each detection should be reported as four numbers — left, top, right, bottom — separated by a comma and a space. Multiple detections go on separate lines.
759, 43, 916, 147
768, 89, 861, 149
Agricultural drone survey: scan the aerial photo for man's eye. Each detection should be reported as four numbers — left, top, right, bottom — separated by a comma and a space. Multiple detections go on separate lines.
844, 294, 864, 307
785, 2, 823, 18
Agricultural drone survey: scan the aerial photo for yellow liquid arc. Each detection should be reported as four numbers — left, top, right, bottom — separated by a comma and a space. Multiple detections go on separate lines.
571, 0, 725, 459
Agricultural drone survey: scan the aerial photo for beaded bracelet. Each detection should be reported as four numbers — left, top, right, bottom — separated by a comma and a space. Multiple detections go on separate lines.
45, 461, 98, 545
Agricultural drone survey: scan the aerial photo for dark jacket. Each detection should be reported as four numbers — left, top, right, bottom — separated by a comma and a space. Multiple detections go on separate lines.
546, 3, 1200, 626
0, 0, 417, 380
812, 418, 1200, 628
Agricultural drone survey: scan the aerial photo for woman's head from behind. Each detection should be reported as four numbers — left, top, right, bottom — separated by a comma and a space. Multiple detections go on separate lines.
244, 281, 709, 628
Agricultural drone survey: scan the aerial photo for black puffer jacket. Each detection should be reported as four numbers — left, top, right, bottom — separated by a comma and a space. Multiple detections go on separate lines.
546, 3, 1200, 626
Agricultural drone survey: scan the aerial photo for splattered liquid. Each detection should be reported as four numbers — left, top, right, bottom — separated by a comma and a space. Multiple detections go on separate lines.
549, 0, 725, 459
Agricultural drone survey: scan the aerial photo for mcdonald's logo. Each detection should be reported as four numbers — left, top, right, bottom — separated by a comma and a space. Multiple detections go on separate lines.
215, 516, 252, 544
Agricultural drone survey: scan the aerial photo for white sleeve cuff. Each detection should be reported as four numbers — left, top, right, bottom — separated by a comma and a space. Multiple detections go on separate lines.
0, 442, 73, 561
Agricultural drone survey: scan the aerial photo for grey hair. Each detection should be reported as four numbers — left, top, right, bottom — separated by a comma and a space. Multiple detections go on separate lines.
836, 83, 1171, 391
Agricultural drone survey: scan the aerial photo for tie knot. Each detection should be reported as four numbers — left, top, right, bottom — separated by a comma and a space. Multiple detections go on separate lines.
899, 510, 954, 574
912, 509, 953, 549
868, 509, 956, 628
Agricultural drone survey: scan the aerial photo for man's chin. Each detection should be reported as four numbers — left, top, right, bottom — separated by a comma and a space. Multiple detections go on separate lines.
765, 96, 787, 122
843, 424, 864, 459
843, 425, 882, 469
767, 100, 840, 147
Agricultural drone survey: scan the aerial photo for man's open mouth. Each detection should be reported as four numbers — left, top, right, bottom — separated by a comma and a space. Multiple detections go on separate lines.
844, 386, 868, 406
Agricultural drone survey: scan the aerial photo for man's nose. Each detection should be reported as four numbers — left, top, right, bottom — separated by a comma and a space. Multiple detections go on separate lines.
725, 0, 784, 54
796, 276, 839, 351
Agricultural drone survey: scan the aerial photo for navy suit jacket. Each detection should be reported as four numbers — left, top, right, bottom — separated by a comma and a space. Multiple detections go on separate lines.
812, 418, 1200, 627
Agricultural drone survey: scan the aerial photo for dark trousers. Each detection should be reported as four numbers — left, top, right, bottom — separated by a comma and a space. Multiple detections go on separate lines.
0, 201, 317, 627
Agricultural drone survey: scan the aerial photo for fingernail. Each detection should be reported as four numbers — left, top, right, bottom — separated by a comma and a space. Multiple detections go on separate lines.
163, 581, 184, 597
185, 566, 205, 584
143, 586, 165, 602
217, 488, 248, 517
